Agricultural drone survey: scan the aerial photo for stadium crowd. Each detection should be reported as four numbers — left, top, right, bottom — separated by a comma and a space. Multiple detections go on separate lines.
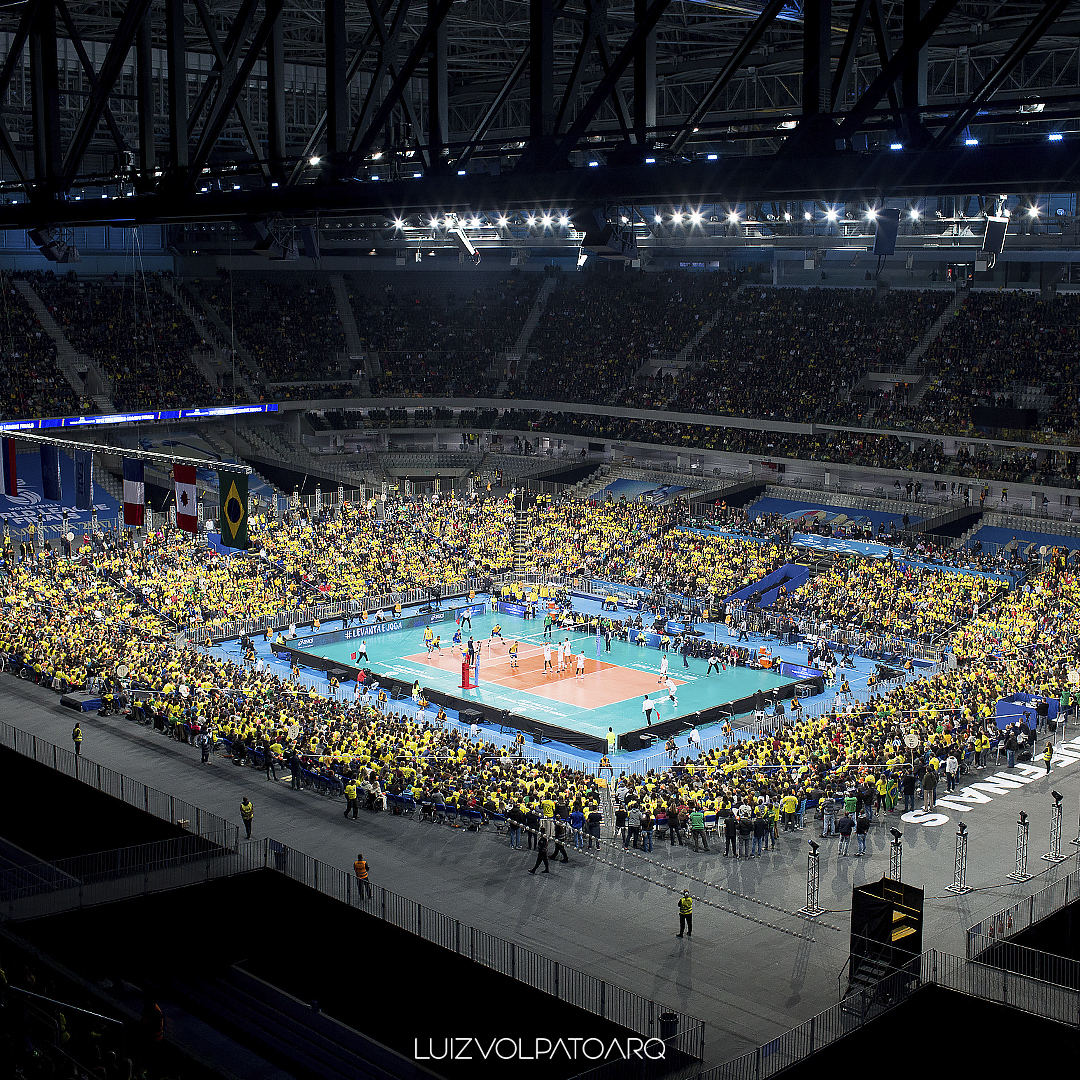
0, 506, 1073, 855
0, 275, 83, 421
21, 270, 221, 411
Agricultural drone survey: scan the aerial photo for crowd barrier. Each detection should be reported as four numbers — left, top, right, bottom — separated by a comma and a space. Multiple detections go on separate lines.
967, 856, 1080, 959
693, 948, 1080, 1080
0, 720, 238, 850
0, 828, 705, 1063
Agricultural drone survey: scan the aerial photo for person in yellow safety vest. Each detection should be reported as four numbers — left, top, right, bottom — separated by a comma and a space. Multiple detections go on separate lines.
240, 797, 254, 839
343, 779, 358, 819
1043, 741, 1053, 774
677, 890, 693, 938
353, 853, 372, 899
71, 723, 82, 756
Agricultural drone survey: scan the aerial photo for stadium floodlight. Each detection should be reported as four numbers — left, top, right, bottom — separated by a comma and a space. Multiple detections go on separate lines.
866, 208, 877, 221
826, 208, 838, 222
726, 211, 739, 224
803, 211, 812, 221
541, 213, 552, 228
308, 155, 321, 166
707, 153, 718, 160
965, 138, 979, 146
689, 210, 703, 225
497, 215, 509, 227
457, 169, 466, 175
469, 216, 481, 228
670, 212, 684, 224
783, 212, 791, 221
558, 214, 570, 227
1053, 790, 1064, 803
654, 213, 663, 223
1028, 206, 1040, 218
890, 143, 903, 150
393, 218, 405, 229
413, 172, 423, 178
588, 160, 599, 167
645, 157, 656, 164
526, 215, 536, 227
910, 209, 921, 220
1048, 133, 1064, 142
429, 217, 440, 228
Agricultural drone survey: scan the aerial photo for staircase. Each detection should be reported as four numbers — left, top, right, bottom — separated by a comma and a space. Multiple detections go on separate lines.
160, 276, 258, 402
903, 291, 966, 373
498, 275, 557, 392
14, 279, 115, 410
183, 283, 269, 388
329, 275, 368, 388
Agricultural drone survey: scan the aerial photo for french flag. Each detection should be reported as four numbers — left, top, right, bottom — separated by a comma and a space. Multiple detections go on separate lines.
0, 438, 16, 497
123, 458, 145, 526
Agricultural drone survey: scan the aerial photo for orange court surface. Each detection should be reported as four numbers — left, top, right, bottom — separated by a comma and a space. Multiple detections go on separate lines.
404, 639, 684, 710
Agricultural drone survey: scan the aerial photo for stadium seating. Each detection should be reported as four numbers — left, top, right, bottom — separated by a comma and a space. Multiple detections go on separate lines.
0, 275, 82, 419
23, 270, 220, 410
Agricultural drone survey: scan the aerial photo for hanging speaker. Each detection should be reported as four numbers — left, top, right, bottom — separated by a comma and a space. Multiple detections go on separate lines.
982, 216, 1008, 254
872, 208, 901, 255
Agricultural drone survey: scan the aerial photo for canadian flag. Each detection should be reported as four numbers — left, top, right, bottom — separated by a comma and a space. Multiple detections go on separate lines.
174, 464, 198, 532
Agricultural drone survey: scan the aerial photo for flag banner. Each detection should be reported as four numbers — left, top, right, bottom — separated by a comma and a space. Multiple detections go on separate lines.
218, 469, 249, 549
174, 463, 198, 532
39, 444, 62, 502
122, 458, 145, 526
0, 438, 16, 496
74, 449, 93, 511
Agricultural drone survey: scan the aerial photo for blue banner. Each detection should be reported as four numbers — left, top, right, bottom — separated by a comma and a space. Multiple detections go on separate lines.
0, 450, 116, 528
496, 601, 527, 617
777, 661, 824, 681
39, 445, 61, 502
74, 449, 93, 510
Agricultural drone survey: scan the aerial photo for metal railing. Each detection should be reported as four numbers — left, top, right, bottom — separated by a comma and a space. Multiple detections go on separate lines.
967, 856, 1080, 957
0, 830, 705, 1063
0, 720, 238, 850
700, 948, 1079, 1080
966, 938, 1080, 991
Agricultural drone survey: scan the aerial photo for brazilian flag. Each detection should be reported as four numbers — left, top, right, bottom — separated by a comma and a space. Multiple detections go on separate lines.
219, 470, 249, 549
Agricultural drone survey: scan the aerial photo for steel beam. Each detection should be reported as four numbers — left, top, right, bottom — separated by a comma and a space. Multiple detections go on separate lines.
136, 11, 156, 175
669, 0, 786, 155
325, 0, 349, 162
29, 0, 61, 194
165, 0, 189, 172
838, 0, 961, 141
189, 0, 268, 172
830, 0, 869, 111
428, 0, 449, 169
633, 0, 656, 143
530, 0, 556, 149
0, 0, 37, 186
934, 0, 1073, 147
7, 142, 1080, 230
55, 0, 128, 158
348, 0, 457, 168
555, 0, 672, 161
900, 0, 929, 143
453, 49, 531, 170
187, 0, 284, 181
60, 0, 153, 187
802, 0, 831, 118
266, 14, 286, 178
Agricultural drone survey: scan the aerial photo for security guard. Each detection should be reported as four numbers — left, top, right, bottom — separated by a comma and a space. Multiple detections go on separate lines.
240, 797, 254, 838
343, 778, 359, 819
72, 723, 82, 756
1043, 741, 1053, 774
353, 852, 372, 898
677, 890, 693, 938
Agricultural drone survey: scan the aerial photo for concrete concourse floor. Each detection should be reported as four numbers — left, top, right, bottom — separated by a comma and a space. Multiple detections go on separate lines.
3, 674, 1079, 1069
